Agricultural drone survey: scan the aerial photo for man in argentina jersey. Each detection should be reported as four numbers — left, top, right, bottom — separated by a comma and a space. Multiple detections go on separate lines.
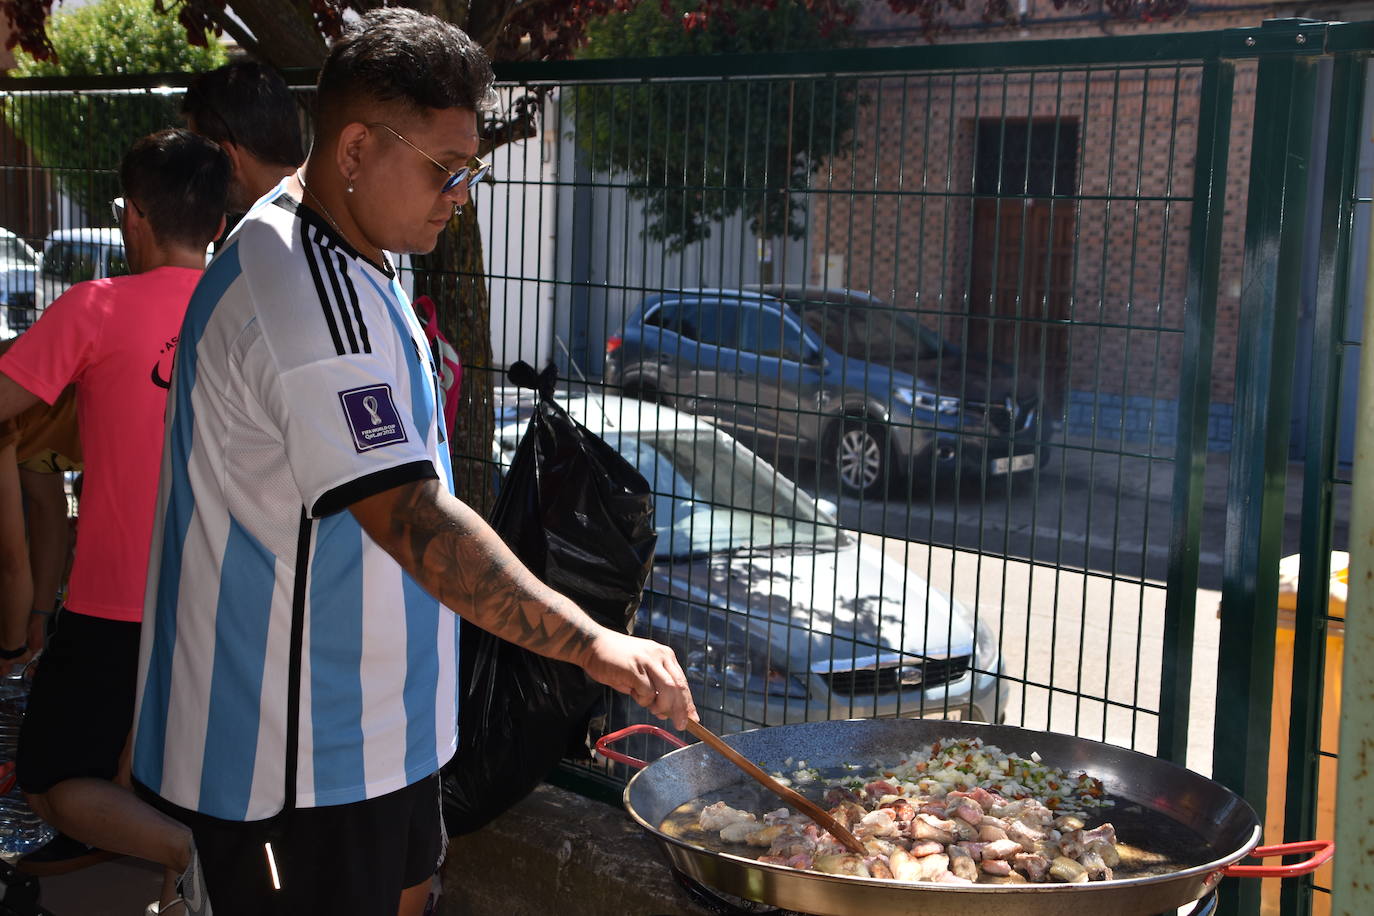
133, 10, 697, 916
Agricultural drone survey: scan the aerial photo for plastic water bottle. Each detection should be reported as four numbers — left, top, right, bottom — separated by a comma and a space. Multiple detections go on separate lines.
0, 666, 54, 861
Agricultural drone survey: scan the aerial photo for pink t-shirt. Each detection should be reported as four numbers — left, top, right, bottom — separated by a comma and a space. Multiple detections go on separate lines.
0, 266, 200, 622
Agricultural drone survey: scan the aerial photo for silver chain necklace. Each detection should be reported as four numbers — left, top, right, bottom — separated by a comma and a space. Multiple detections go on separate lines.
295, 169, 357, 250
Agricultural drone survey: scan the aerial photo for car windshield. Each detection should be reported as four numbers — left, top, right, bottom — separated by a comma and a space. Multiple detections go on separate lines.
800, 304, 948, 366
603, 429, 843, 558
0, 238, 37, 268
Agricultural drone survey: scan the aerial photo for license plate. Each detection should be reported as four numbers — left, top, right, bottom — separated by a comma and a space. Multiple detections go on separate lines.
991, 452, 1035, 475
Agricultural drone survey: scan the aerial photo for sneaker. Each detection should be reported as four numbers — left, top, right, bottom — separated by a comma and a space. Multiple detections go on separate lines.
169, 845, 212, 916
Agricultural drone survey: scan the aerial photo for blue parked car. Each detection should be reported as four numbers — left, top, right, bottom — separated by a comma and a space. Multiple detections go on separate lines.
604, 287, 1044, 497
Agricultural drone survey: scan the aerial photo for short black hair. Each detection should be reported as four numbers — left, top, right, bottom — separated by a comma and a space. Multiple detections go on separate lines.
120, 128, 231, 250
184, 60, 305, 168
315, 8, 495, 134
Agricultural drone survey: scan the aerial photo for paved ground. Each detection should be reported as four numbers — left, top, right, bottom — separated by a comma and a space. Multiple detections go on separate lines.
25, 857, 162, 915
807, 439, 1348, 592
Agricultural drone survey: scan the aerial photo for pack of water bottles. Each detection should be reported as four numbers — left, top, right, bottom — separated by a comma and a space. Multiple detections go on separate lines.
0, 667, 53, 862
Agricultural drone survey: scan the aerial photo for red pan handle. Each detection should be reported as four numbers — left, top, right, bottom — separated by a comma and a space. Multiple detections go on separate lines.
594, 724, 688, 769
1223, 840, 1334, 878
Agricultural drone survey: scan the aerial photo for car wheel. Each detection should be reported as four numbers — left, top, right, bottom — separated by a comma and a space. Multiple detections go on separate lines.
834, 418, 890, 497
624, 383, 671, 408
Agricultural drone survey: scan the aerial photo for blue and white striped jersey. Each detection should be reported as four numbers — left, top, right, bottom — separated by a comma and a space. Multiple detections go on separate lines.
133, 182, 460, 821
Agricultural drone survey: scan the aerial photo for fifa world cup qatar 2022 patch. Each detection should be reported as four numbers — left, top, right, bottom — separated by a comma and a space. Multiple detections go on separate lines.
339, 384, 409, 452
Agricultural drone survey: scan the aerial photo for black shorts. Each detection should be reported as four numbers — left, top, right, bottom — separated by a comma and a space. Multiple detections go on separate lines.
140, 774, 446, 916
17, 610, 140, 794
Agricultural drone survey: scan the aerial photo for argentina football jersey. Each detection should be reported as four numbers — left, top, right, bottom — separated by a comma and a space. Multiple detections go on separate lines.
133, 179, 460, 821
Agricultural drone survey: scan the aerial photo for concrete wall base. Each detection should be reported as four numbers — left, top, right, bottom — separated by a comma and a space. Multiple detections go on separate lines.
438, 784, 700, 916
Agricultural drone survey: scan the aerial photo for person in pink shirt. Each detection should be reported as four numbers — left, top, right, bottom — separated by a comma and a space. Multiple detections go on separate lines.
0, 128, 228, 915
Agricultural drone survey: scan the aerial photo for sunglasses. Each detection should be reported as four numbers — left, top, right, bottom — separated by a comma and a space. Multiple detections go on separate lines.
366, 122, 492, 195
110, 196, 144, 224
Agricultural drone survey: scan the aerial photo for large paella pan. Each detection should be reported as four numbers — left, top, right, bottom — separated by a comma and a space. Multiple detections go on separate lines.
597, 718, 1331, 916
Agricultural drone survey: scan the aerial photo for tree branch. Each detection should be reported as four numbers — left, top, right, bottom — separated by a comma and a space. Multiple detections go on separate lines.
217, 0, 328, 67
479, 91, 544, 154
205, 8, 268, 60
485, 0, 571, 52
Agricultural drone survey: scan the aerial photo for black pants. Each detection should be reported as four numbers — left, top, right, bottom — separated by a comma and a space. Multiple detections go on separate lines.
139, 773, 446, 916
17, 611, 139, 794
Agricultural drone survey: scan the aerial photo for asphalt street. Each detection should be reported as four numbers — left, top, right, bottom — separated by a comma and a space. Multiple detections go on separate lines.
811, 442, 1347, 592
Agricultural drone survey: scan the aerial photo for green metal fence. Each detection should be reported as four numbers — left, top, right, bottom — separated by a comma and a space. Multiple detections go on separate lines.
0, 18, 1363, 914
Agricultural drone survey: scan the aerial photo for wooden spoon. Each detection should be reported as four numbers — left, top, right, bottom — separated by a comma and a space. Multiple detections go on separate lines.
684, 719, 868, 855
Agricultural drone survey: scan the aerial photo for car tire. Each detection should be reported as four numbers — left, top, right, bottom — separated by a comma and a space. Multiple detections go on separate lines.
624, 382, 671, 408
834, 417, 892, 498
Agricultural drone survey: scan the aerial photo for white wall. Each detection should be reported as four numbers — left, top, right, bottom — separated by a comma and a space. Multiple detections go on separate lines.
479, 88, 559, 372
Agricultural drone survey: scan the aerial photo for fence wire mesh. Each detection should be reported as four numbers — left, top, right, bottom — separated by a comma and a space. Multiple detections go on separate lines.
0, 26, 1361, 913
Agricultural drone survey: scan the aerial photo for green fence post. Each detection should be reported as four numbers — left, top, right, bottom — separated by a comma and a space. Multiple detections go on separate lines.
1332, 124, 1374, 916
1282, 51, 1365, 916
1159, 57, 1234, 766
1214, 20, 1322, 916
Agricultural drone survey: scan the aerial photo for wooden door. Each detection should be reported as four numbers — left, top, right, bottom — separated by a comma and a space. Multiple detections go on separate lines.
968, 119, 1077, 412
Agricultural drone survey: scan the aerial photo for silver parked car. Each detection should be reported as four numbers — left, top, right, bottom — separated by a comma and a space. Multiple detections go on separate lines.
0, 228, 41, 338
494, 392, 1006, 740
36, 228, 129, 313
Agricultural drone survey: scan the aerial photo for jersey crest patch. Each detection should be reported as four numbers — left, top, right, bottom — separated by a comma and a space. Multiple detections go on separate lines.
339, 384, 408, 452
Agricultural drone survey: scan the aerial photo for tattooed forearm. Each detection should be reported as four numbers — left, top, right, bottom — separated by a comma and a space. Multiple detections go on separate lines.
468, 575, 601, 661
377, 478, 602, 665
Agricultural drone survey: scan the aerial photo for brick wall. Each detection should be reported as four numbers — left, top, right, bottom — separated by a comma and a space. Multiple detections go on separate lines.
803, 0, 1294, 447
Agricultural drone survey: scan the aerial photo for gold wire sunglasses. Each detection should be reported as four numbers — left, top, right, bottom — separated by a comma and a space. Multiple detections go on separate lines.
367, 122, 492, 194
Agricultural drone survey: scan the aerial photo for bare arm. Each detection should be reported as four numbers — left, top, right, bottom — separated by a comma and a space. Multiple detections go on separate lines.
0, 373, 39, 426
350, 477, 697, 729
0, 445, 33, 671
19, 467, 68, 651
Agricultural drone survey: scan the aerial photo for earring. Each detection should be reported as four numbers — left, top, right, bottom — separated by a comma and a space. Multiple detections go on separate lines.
453, 204, 463, 217
347, 179, 354, 193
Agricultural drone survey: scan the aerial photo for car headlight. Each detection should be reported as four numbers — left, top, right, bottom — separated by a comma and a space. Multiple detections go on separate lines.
684, 641, 809, 700
973, 616, 1000, 673
895, 387, 961, 414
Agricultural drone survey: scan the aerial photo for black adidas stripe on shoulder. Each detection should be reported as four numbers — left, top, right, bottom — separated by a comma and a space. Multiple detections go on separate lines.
300, 221, 372, 356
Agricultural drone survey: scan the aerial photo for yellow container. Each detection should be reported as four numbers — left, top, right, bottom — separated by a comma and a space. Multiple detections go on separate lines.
1261, 552, 1344, 916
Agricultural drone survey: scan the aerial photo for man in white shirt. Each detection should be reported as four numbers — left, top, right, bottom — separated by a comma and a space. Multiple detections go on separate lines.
133, 10, 696, 916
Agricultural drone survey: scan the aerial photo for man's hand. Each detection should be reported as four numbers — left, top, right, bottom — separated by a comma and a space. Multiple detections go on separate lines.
580, 631, 697, 731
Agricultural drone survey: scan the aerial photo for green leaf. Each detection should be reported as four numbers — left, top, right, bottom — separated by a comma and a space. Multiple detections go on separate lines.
571, 0, 859, 252
5, 0, 228, 223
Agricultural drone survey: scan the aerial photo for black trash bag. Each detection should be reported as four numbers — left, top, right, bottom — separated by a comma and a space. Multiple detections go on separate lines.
441, 361, 657, 835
